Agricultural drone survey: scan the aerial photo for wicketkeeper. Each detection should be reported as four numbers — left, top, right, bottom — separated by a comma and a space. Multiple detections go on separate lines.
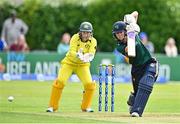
46, 21, 97, 112
112, 11, 159, 117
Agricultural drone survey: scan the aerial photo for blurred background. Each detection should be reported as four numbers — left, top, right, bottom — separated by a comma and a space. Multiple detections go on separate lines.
0, 0, 180, 52
0, 0, 180, 82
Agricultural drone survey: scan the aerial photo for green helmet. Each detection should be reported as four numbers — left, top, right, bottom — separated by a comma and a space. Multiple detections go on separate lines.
79, 22, 93, 32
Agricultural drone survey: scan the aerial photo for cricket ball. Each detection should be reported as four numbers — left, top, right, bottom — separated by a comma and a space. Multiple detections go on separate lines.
8, 96, 14, 102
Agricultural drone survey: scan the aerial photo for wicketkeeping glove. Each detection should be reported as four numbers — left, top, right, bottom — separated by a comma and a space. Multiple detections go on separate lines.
82, 53, 94, 63
77, 48, 84, 61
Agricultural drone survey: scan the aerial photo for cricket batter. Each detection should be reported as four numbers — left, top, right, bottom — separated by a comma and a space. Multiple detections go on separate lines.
112, 11, 159, 117
46, 21, 97, 112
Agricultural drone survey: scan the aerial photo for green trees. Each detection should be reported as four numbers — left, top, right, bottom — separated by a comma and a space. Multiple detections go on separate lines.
0, 0, 179, 52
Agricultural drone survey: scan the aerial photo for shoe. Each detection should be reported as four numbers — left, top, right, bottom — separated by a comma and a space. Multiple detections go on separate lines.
46, 107, 54, 112
82, 108, 94, 112
131, 112, 140, 117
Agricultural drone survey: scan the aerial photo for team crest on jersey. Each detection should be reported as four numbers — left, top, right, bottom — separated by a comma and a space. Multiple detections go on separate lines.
85, 44, 90, 49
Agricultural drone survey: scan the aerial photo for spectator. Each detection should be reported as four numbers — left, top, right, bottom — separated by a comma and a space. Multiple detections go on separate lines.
139, 32, 154, 54
9, 34, 29, 52
57, 33, 71, 54
164, 37, 178, 57
1, 10, 28, 48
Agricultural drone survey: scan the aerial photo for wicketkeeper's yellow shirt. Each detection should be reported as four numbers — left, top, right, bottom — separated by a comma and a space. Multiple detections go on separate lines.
61, 33, 97, 66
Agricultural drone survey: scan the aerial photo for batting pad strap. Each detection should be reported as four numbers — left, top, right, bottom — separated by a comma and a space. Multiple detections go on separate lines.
53, 79, 65, 89
84, 82, 96, 90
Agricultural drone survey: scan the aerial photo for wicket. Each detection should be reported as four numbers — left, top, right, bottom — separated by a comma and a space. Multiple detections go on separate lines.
98, 64, 115, 112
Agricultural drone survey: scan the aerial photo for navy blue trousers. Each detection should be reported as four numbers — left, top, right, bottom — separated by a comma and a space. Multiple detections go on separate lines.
130, 58, 159, 116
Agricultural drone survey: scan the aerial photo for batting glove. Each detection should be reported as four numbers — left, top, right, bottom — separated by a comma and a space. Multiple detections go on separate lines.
126, 23, 140, 33
124, 14, 136, 24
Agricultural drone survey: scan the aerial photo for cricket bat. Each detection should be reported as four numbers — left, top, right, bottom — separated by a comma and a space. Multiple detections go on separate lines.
127, 31, 136, 57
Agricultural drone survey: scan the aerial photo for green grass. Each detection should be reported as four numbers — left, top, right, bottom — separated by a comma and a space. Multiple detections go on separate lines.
0, 81, 180, 123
